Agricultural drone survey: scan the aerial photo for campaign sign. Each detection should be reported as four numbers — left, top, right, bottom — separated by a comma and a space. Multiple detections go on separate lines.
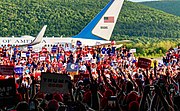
0, 65, 14, 75
14, 66, 24, 75
21, 52, 27, 58
51, 46, 57, 53
40, 72, 71, 94
28, 45, 32, 49
0, 78, 16, 107
26, 51, 31, 57
138, 58, 151, 69
130, 49, 136, 53
76, 40, 82, 46
74, 74, 89, 82
40, 56, 46, 61
66, 63, 79, 72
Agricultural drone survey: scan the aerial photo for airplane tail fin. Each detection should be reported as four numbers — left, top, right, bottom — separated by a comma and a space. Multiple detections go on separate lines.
30, 25, 47, 45
72, 0, 124, 41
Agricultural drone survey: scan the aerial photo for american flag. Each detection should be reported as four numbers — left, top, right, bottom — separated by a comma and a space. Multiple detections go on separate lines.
104, 16, 114, 23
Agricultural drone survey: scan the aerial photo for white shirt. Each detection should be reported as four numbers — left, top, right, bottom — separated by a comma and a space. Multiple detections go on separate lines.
71, 47, 76, 53
87, 53, 93, 60
64, 47, 70, 52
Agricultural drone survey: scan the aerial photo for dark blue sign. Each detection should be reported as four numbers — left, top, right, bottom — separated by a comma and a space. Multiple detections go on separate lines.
76, 41, 82, 46
52, 45, 57, 53
66, 63, 79, 72
26, 51, 30, 57
28, 45, 32, 49
14, 66, 24, 75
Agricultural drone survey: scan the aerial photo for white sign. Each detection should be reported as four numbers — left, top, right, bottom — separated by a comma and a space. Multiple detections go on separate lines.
0, 65, 14, 75
40, 56, 46, 61
34, 48, 40, 53
40, 73, 71, 94
21, 53, 26, 58
174, 48, 178, 51
84, 57, 90, 61
130, 49, 136, 53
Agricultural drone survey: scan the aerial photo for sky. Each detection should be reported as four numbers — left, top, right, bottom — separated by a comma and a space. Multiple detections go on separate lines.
128, 0, 160, 2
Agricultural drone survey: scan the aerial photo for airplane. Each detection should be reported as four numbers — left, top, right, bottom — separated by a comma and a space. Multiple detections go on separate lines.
0, 0, 129, 51
0, 25, 47, 47
39, 0, 129, 49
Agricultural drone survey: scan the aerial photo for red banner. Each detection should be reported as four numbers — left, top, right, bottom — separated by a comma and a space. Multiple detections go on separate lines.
138, 58, 151, 69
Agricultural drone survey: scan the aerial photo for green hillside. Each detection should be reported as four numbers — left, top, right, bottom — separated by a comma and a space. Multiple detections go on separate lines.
1, 0, 180, 39
141, 0, 180, 16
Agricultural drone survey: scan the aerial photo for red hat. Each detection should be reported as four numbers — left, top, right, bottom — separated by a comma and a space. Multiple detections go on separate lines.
128, 101, 139, 111
53, 93, 63, 102
47, 99, 59, 111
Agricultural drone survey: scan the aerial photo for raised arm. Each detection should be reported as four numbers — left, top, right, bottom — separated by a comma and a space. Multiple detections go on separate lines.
101, 69, 116, 94
87, 65, 100, 110
109, 71, 121, 91
139, 85, 150, 111
150, 93, 159, 111
154, 85, 174, 111
86, 65, 94, 83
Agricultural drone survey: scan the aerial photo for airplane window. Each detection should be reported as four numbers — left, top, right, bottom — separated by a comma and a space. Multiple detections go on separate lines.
51, 44, 53, 47
48, 44, 49, 47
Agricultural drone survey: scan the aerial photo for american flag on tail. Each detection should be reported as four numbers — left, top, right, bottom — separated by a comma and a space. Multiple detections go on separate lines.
104, 16, 114, 23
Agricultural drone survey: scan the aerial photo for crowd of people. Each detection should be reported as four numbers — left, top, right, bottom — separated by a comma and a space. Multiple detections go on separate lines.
0, 42, 179, 111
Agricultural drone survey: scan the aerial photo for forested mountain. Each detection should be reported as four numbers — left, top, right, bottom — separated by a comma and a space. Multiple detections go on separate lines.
141, 0, 180, 16
1, 0, 180, 39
